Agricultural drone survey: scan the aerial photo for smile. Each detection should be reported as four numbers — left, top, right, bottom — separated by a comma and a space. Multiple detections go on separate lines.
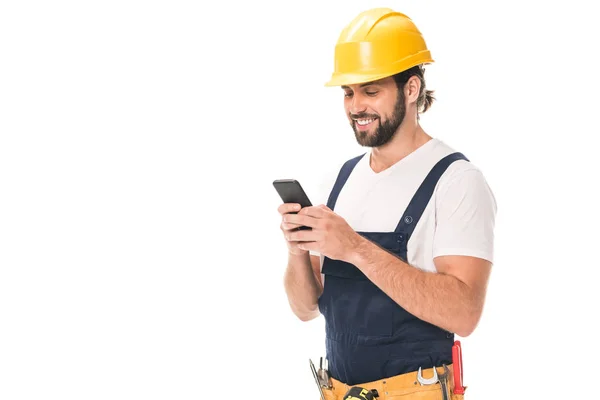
356, 118, 375, 126
353, 117, 378, 130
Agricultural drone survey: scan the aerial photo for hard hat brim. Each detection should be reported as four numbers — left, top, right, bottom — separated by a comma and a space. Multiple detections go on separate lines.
324, 59, 434, 87
324, 72, 399, 87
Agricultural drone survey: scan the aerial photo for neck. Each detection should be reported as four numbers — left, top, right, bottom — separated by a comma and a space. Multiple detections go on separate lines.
369, 119, 432, 173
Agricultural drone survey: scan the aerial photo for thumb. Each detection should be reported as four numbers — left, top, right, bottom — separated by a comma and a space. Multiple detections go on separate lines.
318, 204, 332, 211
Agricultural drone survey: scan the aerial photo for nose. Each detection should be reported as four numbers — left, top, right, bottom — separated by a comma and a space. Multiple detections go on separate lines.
348, 93, 367, 115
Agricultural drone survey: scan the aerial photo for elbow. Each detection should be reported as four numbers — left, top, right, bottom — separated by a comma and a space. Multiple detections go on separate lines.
297, 308, 320, 322
298, 313, 317, 322
287, 300, 320, 322
454, 308, 483, 337
455, 325, 476, 338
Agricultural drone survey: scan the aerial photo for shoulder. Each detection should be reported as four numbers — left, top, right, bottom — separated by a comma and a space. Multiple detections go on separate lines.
429, 140, 491, 190
431, 144, 497, 213
426, 141, 497, 262
438, 160, 485, 192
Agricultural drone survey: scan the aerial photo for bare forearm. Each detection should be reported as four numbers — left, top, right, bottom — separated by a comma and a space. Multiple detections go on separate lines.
349, 239, 482, 336
283, 252, 322, 321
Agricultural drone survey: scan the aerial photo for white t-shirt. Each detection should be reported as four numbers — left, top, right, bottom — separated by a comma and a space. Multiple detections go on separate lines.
309, 138, 497, 272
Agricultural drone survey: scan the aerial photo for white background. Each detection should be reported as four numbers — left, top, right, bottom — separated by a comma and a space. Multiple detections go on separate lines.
1, 1, 598, 399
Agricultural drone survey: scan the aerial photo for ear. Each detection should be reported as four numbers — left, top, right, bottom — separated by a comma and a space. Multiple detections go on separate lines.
404, 75, 421, 105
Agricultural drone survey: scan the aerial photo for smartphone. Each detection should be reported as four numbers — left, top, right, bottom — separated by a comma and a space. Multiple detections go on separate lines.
273, 179, 313, 230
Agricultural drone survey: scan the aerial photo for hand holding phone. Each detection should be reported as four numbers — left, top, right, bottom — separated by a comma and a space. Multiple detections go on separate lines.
273, 179, 313, 231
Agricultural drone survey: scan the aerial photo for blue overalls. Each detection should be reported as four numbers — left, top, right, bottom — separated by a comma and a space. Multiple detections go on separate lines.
317, 151, 469, 386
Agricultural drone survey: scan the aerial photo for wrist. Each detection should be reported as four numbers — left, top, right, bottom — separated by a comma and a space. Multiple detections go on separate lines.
346, 233, 369, 265
289, 249, 310, 259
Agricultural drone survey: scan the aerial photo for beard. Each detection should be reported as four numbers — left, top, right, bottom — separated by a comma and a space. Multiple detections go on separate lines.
351, 91, 406, 148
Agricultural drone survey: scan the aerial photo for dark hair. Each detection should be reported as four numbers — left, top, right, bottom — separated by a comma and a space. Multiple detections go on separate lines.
392, 65, 435, 116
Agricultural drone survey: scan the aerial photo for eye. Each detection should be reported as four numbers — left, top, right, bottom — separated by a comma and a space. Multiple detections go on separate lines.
366, 91, 378, 96
344, 92, 353, 98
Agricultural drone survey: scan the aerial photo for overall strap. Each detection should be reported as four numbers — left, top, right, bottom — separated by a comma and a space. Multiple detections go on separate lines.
395, 152, 469, 236
326, 153, 366, 210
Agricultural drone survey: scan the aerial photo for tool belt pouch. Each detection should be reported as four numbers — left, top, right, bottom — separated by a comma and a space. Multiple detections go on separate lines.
342, 386, 376, 400
340, 386, 465, 399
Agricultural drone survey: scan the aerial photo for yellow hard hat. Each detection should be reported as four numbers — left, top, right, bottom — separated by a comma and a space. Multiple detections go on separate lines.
325, 8, 433, 87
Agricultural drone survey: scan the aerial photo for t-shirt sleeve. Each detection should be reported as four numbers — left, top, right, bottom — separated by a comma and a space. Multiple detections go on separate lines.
433, 168, 497, 263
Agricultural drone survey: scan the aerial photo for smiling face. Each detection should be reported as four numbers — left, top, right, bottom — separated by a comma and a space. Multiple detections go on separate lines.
342, 76, 406, 148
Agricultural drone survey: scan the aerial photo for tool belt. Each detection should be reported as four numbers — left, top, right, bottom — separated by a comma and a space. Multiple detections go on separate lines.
322, 365, 463, 400
310, 341, 467, 400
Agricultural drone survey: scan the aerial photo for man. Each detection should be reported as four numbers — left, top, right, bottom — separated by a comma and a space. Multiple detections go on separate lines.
278, 8, 496, 399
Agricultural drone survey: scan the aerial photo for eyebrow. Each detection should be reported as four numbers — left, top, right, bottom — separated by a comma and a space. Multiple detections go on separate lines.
341, 82, 381, 90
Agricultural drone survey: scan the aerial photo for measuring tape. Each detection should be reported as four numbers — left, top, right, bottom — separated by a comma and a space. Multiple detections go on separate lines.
343, 387, 377, 400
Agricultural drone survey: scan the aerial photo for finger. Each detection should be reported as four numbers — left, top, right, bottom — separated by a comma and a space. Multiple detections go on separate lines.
283, 213, 319, 228
299, 206, 327, 218
297, 241, 319, 252
317, 204, 332, 211
287, 229, 319, 242
278, 203, 302, 215
281, 222, 303, 231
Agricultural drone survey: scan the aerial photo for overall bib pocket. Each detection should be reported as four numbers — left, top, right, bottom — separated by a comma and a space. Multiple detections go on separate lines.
319, 232, 406, 339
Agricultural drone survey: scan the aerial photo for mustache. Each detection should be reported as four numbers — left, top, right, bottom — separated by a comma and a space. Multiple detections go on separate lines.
350, 113, 379, 120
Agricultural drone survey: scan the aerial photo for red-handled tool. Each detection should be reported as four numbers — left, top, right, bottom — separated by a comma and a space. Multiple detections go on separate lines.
452, 341, 466, 395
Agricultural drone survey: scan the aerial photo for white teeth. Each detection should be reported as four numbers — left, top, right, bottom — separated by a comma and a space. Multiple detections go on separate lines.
356, 118, 374, 126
